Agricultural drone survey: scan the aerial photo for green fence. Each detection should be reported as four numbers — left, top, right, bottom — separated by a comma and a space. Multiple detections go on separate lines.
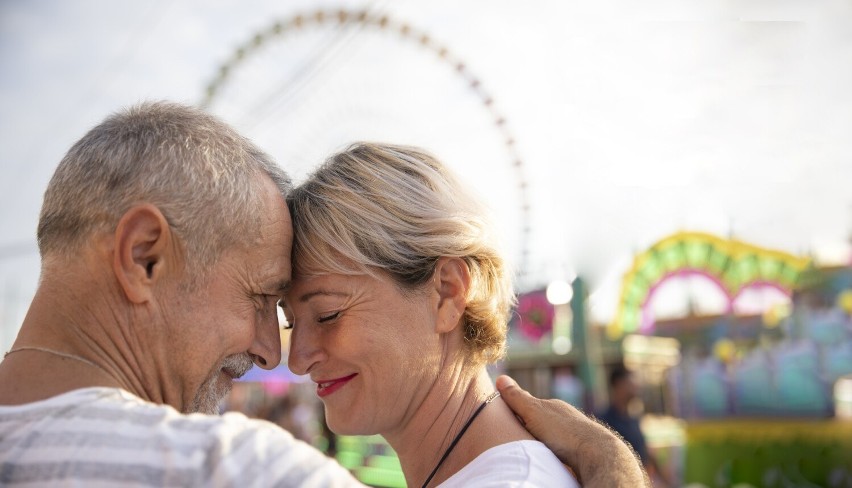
336, 435, 406, 488
684, 420, 852, 487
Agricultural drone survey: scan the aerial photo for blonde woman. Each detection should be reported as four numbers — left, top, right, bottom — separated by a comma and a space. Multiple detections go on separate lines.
282, 143, 578, 487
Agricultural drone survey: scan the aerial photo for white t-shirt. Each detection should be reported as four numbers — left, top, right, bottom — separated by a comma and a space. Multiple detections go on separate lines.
438, 440, 579, 487
0, 387, 360, 487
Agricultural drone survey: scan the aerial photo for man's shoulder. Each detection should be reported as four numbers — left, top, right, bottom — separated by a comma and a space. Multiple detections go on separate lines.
0, 387, 360, 486
1, 387, 293, 449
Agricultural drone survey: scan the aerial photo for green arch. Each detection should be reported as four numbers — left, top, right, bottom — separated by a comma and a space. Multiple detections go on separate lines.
608, 231, 811, 339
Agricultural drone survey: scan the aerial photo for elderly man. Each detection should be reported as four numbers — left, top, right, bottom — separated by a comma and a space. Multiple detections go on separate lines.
0, 102, 646, 486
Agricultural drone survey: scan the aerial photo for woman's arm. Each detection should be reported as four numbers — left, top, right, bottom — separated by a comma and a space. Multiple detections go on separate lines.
496, 375, 650, 488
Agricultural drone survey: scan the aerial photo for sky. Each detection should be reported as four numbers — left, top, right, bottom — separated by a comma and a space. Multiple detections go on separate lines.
2, 0, 852, 350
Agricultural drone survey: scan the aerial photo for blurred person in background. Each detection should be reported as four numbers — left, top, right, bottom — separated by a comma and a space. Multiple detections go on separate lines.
0, 102, 647, 487
599, 365, 673, 487
262, 391, 318, 443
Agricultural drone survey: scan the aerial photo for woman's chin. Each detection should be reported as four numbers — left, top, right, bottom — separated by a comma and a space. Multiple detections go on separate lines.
326, 416, 373, 436
328, 424, 369, 436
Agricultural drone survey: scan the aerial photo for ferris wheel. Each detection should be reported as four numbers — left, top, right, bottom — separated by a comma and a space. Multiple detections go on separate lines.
199, 8, 533, 283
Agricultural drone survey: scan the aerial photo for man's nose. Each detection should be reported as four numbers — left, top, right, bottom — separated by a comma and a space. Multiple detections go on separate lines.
248, 312, 283, 370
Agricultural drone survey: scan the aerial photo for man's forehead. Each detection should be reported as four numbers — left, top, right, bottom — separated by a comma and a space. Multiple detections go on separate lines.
254, 246, 291, 287
268, 278, 291, 294
257, 181, 293, 258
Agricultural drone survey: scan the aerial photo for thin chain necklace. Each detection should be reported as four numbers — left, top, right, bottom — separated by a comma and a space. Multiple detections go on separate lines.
421, 390, 501, 488
4, 346, 113, 379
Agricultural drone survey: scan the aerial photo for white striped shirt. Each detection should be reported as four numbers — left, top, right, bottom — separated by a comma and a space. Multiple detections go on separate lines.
0, 387, 361, 487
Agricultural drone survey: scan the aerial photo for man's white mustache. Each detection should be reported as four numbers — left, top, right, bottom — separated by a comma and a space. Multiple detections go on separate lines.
221, 354, 253, 379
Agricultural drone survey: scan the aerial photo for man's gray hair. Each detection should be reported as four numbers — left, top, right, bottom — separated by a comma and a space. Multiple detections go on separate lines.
37, 101, 290, 274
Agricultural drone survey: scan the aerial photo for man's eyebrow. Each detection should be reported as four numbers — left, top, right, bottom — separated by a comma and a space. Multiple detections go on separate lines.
268, 280, 290, 295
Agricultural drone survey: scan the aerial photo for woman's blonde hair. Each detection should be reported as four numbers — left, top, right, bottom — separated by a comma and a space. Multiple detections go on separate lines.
288, 142, 515, 365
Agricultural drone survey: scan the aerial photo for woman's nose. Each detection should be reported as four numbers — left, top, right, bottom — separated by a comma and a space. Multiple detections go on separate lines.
286, 322, 324, 376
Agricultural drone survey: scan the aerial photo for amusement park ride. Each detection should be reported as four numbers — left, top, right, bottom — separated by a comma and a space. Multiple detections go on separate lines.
198, 7, 534, 284
199, 9, 852, 486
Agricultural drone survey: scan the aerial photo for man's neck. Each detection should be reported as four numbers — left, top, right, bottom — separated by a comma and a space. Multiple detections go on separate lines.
0, 272, 141, 405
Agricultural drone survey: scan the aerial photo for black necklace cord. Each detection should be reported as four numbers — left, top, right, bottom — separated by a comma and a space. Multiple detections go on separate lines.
420, 391, 501, 488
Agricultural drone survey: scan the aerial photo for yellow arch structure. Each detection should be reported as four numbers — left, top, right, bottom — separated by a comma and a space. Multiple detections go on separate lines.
608, 231, 811, 339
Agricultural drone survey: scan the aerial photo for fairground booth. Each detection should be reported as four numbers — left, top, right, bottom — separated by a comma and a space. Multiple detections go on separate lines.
507, 231, 852, 487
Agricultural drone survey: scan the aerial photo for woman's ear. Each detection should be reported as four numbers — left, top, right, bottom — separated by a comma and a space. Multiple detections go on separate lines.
433, 257, 471, 334
112, 204, 173, 304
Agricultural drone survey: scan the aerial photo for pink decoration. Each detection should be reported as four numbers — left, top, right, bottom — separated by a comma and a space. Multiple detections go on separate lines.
516, 291, 554, 342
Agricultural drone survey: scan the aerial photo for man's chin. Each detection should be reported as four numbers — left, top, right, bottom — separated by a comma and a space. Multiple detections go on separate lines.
187, 371, 233, 414
187, 354, 254, 414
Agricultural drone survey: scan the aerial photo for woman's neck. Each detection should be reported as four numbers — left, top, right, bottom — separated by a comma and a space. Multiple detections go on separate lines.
383, 367, 532, 488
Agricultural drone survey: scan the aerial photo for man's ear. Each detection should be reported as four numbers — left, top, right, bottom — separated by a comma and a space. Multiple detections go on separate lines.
433, 257, 471, 334
113, 204, 173, 304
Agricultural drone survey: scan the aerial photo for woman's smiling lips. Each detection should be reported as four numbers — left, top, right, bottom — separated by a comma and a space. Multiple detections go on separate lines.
314, 373, 358, 398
